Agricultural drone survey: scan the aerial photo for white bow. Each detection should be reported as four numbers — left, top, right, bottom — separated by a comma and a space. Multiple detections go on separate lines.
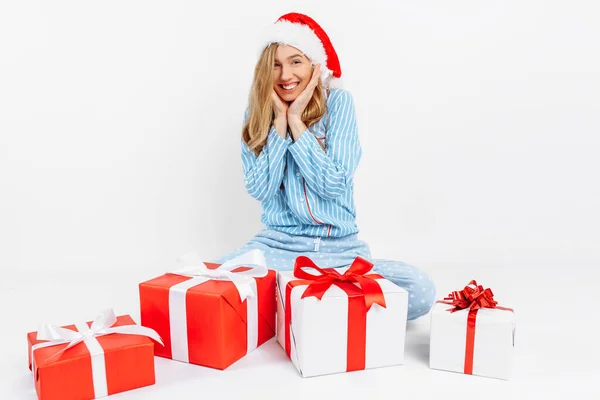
41, 309, 161, 345
171, 249, 268, 300
34, 309, 163, 360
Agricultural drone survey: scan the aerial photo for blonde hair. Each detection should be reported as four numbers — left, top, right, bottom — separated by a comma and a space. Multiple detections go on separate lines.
242, 43, 326, 156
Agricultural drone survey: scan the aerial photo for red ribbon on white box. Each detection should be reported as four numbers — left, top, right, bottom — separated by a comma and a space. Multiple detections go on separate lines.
167, 249, 268, 362
283, 256, 387, 372
31, 309, 163, 399
437, 280, 514, 375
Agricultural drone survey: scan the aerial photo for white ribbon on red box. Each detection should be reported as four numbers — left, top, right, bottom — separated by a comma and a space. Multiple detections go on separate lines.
168, 249, 268, 362
31, 309, 163, 398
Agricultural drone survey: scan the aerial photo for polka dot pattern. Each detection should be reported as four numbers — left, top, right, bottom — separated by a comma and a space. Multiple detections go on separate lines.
212, 229, 436, 320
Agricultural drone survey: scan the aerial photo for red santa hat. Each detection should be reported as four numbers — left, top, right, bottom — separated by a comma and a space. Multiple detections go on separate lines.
258, 12, 342, 89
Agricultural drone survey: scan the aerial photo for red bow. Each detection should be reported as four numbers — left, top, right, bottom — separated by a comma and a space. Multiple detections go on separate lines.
293, 256, 386, 310
440, 280, 499, 312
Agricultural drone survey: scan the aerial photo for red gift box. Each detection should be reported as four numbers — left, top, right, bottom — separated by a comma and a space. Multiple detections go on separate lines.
139, 250, 276, 369
27, 310, 161, 400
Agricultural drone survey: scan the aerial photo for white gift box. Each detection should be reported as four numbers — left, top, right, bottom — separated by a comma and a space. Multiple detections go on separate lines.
429, 301, 516, 380
276, 267, 408, 377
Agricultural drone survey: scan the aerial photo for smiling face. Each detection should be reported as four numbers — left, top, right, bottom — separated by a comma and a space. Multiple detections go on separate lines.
273, 45, 313, 102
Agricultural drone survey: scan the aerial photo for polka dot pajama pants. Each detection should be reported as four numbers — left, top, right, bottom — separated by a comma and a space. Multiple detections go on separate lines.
212, 229, 436, 320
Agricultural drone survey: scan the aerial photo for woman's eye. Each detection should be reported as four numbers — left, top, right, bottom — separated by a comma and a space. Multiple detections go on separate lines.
292, 60, 301, 65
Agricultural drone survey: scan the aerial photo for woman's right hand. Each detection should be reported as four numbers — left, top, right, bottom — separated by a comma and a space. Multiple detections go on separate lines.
272, 90, 289, 120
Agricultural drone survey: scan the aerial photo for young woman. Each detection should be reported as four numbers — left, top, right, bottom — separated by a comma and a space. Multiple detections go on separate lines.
213, 13, 435, 320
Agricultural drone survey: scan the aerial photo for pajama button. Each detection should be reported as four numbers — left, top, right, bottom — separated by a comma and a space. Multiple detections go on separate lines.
300, 198, 305, 202
296, 173, 300, 177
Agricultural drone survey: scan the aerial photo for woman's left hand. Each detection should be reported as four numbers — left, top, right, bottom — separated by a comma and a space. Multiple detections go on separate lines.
287, 64, 321, 121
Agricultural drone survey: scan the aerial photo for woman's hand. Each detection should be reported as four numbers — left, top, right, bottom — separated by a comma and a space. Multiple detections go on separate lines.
272, 90, 289, 119
272, 90, 289, 139
287, 64, 321, 122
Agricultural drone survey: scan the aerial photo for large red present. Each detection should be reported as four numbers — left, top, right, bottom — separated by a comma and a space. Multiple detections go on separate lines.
139, 249, 276, 369
27, 309, 162, 400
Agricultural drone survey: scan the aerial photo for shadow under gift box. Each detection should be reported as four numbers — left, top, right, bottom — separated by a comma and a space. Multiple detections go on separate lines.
27, 315, 156, 400
139, 263, 276, 369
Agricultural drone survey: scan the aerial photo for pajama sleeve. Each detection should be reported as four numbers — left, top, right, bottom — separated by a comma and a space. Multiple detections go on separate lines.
287, 90, 362, 200
241, 111, 292, 202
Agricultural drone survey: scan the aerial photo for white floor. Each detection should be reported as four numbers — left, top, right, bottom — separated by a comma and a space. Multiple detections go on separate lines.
2, 261, 598, 400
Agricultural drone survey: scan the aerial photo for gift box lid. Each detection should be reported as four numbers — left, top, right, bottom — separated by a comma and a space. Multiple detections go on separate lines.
432, 301, 515, 324
140, 264, 276, 329
28, 315, 154, 370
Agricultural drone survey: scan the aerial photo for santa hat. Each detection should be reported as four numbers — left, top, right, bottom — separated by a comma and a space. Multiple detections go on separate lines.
258, 12, 342, 89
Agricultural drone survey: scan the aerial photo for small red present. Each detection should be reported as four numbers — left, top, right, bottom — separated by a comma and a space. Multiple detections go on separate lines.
139, 249, 276, 369
27, 309, 162, 400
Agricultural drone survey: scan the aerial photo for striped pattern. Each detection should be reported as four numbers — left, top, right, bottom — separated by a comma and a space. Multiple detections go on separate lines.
241, 89, 362, 238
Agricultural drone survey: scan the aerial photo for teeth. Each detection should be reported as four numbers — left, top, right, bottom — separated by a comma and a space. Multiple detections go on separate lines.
282, 83, 298, 90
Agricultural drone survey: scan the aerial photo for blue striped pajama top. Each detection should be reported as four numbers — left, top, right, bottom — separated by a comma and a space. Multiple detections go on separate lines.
241, 89, 362, 238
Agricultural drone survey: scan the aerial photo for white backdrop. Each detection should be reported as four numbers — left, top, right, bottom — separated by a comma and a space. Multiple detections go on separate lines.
1, 0, 599, 278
